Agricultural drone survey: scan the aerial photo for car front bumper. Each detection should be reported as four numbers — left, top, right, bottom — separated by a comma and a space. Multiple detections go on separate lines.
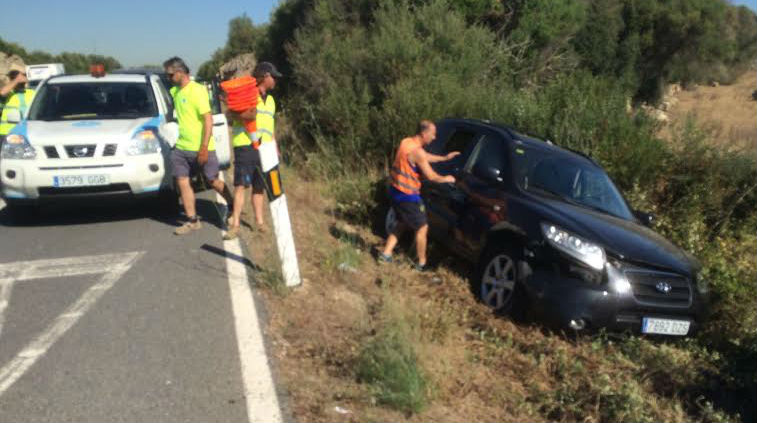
0, 154, 170, 202
522, 261, 707, 335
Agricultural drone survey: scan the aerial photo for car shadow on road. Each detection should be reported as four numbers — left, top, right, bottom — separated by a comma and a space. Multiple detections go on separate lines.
0, 198, 226, 229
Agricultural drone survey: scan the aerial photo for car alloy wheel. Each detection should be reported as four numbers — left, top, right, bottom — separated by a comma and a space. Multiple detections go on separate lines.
480, 253, 516, 311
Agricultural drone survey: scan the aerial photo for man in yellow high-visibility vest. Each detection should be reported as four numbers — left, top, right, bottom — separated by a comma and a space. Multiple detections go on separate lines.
1, 70, 36, 139
224, 61, 281, 239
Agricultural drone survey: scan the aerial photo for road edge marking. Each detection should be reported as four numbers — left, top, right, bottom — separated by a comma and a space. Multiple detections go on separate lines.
216, 172, 283, 423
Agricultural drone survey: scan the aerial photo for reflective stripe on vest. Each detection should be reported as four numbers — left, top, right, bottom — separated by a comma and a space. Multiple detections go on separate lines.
256, 94, 275, 144
391, 136, 423, 195
0, 89, 35, 135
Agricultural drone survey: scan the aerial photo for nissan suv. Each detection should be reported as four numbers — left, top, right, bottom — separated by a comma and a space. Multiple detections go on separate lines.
388, 118, 708, 336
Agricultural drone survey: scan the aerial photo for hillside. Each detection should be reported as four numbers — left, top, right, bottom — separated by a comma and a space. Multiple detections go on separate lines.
663, 70, 757, 152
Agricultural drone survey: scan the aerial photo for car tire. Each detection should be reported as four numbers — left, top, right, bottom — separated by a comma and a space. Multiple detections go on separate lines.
475, 246, 522, 315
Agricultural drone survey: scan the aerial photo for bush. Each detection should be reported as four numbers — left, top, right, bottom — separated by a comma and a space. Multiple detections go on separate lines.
357, 321, 428, 414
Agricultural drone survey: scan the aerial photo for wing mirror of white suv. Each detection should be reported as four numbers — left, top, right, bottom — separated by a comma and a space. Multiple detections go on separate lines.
5, 109, 21, 124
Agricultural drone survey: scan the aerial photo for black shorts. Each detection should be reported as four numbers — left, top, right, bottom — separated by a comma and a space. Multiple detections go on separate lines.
233, 145, 265, 191
393, 200, 427, 231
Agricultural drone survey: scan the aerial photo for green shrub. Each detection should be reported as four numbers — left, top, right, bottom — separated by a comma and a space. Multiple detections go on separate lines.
357, 321, 428, 414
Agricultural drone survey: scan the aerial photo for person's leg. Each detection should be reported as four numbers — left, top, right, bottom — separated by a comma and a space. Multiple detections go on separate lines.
204, 151, 234, 206
171, 149, 202, 234
251, 188, 266, 228
177, 176, 196, 217
230, 185, 246, 228
415, 224, 429, 266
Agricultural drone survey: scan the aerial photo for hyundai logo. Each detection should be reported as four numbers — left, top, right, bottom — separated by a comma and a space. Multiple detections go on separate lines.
655, 281, 672, 294
73, 146, 89, 157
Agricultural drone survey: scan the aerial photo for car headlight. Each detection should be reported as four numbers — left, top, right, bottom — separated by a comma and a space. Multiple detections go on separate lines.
126, 130, 161, 155
1, 134, 36, 159
541, 222, 606, 270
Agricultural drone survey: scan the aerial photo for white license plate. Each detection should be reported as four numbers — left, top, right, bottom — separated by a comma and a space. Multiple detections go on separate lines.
642, 317, 690, 336
53, 174, 110, 187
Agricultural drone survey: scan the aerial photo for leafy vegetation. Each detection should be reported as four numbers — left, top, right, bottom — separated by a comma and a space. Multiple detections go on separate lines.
0, 37, 121, 73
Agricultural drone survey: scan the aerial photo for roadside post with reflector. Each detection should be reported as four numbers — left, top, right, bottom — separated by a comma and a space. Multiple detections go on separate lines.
258, 140, 302, 287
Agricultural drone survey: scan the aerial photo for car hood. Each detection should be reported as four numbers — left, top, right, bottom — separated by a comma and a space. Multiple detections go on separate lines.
24, 118, 156, 145
538, 197, 698, 275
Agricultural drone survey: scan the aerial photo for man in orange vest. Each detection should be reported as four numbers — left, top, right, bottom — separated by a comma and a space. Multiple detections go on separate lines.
377, 120, 459, 271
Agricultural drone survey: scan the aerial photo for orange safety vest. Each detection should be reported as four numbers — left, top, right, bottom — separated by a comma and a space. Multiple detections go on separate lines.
391, 136, 423, 195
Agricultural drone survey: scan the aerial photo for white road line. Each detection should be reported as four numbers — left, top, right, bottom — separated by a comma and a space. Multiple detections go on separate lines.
217, 172, 283, 423
0, 280, 13, 339
0, 252, 144, 397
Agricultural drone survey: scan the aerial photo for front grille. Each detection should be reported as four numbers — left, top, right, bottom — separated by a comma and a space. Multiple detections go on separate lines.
103, 144, 118, 156
64, 144, 97, 158
38, 183, 131, 196
44, 146, 60, 158
625, 270, 692, 307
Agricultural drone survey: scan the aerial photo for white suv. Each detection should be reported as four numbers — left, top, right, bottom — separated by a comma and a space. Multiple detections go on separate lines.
0, 71, 230, 214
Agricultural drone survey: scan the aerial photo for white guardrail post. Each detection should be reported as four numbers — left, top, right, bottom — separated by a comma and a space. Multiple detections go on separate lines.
257, 141, 302, 287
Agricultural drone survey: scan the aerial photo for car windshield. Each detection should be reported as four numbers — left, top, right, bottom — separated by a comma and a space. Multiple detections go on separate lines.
512, 146, 633, 220
28, 82, 157, 121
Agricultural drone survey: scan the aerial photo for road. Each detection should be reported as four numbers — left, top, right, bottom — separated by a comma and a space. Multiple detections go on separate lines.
0, 190, 283, 422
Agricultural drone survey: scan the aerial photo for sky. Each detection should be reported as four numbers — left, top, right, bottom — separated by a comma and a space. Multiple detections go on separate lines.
1, 0, 755, 72
0, 0, 279, 72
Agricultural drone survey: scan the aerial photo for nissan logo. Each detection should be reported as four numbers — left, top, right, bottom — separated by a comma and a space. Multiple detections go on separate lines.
73, 146, 89, 157
655, 281, 672, 294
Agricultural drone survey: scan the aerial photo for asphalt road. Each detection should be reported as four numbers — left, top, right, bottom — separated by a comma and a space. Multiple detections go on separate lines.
0, 194, 275, 422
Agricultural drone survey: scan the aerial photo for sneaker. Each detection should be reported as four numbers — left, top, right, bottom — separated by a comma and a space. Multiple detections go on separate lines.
223, 225, 240, 240
174, 219, 202, 235
413, 262, 429, 272
376, 253, 393, 264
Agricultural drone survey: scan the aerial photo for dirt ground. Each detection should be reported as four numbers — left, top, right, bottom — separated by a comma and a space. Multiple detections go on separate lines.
233, 166, 694, 423
661, 70, 757, 153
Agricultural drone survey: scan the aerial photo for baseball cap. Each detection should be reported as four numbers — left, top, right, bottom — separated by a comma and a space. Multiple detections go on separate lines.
253, 62, 282, 78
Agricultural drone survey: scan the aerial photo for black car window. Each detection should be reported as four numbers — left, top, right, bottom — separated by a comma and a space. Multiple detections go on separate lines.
433, 128, 478, 174
471, 135, 508, 181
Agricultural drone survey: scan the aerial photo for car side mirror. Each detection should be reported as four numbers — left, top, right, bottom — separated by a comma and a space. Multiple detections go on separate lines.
478, 165, 504, 184
634, 210, 655, 227
5, 109, 21, 124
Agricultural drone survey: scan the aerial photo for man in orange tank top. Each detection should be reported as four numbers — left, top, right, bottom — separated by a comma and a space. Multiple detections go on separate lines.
378, 120, 459, 271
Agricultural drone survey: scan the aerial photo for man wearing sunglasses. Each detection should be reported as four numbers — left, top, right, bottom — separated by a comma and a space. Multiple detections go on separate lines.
163, 56, 233, 235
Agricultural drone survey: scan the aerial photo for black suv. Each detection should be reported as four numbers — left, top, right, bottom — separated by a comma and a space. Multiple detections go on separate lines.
393, 118, 708, 336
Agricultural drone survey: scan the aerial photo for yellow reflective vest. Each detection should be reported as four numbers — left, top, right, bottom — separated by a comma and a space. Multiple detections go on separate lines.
232, 93, 276, 148
0, 89, 35, 135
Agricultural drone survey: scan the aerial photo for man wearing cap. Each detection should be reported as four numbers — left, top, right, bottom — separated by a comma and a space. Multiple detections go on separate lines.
163, 56, 234, 235
224, 61, 282, 239
1, 69, 36, 142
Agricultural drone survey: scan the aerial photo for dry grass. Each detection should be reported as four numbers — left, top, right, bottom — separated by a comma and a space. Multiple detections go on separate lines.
231, 165, 730, 422
661, 70, 757, 153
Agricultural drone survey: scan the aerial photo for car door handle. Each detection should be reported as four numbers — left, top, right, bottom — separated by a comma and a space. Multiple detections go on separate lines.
213, 122, 225, 127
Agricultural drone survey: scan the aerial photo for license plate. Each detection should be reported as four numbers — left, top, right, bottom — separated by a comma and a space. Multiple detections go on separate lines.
52, 174, 110, 187
642, 317, 690, 336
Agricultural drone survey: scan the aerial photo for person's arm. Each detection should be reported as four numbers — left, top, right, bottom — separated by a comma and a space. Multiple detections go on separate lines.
0, 74, 23, 97
197, 112, 213, 165
426, 150, 460, 163
410, 148, 455, 184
